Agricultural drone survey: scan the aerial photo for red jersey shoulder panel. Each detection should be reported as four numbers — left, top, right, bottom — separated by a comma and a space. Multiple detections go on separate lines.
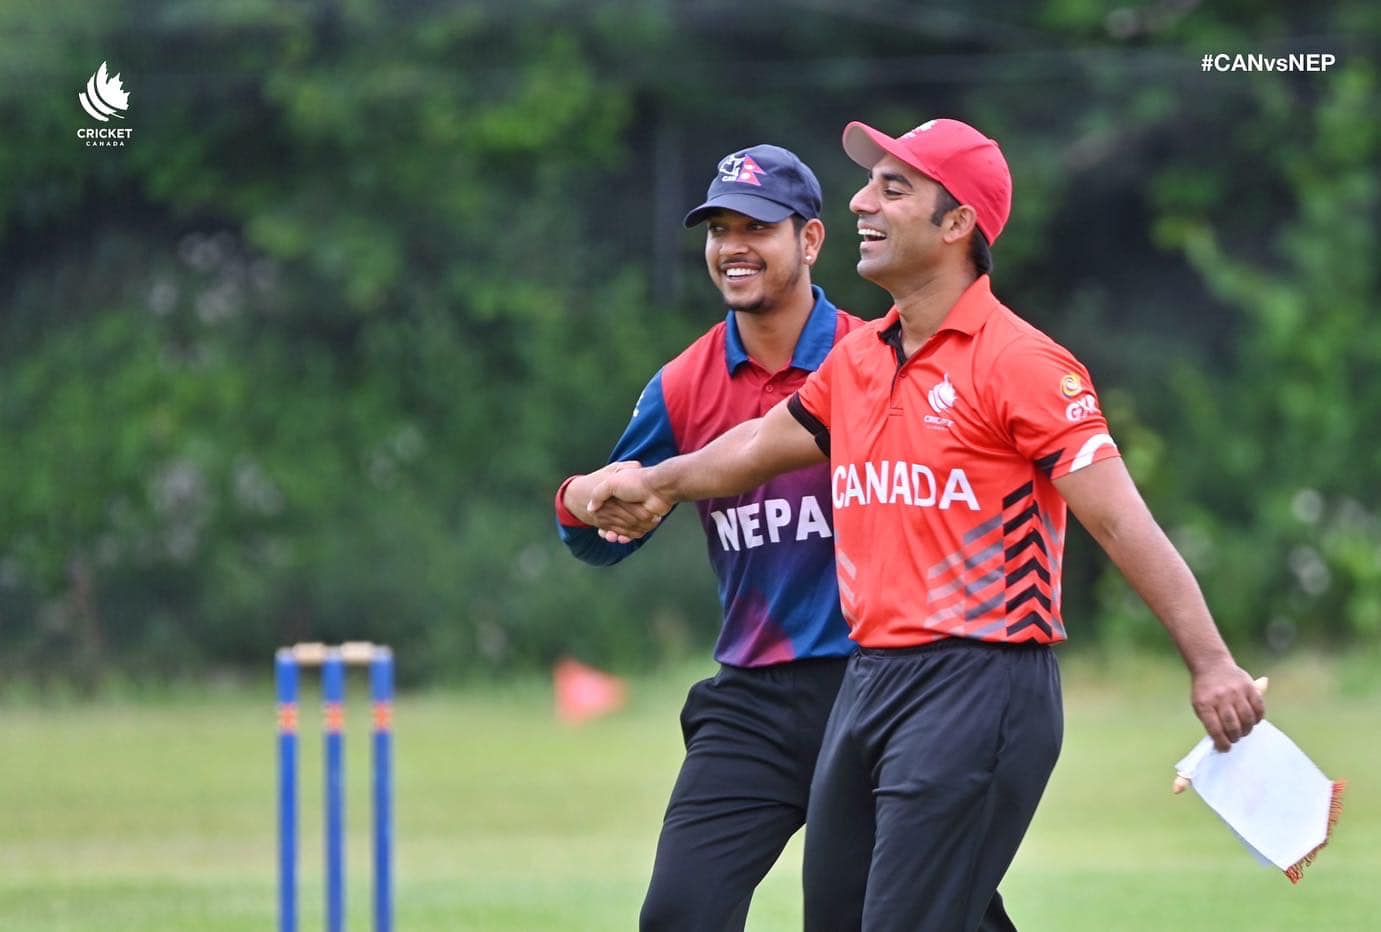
658, 321, 730, 453
972, 304, 1119, 481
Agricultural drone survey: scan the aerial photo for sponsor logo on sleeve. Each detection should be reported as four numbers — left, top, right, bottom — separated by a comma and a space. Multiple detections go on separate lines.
1065, 394, 1099, 422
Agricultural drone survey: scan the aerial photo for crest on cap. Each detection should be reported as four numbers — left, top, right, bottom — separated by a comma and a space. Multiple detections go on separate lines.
719, 154, 765, 186
683, 144, 821, 227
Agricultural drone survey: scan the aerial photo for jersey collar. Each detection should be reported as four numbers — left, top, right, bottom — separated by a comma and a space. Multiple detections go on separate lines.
876, 274, 999, 345
724, 284, 838, 375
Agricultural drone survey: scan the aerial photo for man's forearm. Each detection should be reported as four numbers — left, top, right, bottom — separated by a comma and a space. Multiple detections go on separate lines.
1059, 459, 1262, 749
587, 401, 825, 540
644, 418, 780, 505
1091, 511, 1234, 673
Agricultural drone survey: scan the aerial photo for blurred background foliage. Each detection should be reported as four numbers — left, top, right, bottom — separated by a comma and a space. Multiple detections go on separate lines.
0, 0, 1376, 685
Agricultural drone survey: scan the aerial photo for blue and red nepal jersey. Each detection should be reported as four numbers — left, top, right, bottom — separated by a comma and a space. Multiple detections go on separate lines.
556, 286, 866, 667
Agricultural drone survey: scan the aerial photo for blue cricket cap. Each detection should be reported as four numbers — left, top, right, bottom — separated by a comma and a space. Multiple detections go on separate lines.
683, 144, 823, 228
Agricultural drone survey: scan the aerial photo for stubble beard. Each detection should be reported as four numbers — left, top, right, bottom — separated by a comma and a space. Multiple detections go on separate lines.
726, 245, 806, 315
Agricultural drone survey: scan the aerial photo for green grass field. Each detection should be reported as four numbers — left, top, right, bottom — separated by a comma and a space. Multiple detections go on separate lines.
1, 653, 1375, 931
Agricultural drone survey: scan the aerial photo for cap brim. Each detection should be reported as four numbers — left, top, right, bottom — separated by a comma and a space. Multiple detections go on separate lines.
683, 193, 795, 228
842, 121, 932, 179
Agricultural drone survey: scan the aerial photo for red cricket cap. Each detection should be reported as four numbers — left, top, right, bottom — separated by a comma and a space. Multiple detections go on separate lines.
842, 118, 1012, 245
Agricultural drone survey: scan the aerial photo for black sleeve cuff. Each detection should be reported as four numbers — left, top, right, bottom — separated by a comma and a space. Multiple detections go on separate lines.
787, 392, 830, 457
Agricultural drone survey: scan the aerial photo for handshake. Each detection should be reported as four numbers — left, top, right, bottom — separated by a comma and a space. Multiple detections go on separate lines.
577, 461, 674, 544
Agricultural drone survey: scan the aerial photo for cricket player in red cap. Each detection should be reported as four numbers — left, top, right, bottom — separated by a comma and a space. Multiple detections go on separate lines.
558, 143, 1021, 930
585, 116, 1263, 931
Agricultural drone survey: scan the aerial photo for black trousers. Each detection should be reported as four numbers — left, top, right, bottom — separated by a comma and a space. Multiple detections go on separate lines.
640, 655, 1022, 931
803, 640, 1063, 932
639, 658, 846, 931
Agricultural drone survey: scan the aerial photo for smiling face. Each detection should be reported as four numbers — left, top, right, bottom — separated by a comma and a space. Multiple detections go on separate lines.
849, 153, 973, 293
703, 209, 816, 314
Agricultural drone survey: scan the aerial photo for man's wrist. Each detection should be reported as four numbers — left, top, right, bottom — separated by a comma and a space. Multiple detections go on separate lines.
643, 462, 680, 507
1183, 642, 1235, 677
556, 475, 592, 527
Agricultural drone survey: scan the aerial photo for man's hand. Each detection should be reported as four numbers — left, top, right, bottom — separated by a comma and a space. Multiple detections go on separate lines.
583, 401, 824, 543
588, 466, 672, 544
1191, 661, 1266, 752
562, 461, 664, 538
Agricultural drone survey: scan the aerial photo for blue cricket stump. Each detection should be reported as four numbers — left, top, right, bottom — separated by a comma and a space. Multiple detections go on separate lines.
371, 649, 394, 931
278, 642, 394, 932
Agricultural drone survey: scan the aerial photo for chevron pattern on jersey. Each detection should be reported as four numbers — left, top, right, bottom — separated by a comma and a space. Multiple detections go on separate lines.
923, 478, 1066, 642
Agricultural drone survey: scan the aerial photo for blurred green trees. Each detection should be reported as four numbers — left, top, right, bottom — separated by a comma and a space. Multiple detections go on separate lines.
0, 1, 1376, 682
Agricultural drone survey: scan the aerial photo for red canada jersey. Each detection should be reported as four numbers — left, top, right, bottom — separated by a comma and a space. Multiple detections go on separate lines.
792, 276, 1120, 648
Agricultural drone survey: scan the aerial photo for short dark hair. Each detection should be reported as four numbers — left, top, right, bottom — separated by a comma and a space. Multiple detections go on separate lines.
791, 214, 807, 233
931, 188, 992, 275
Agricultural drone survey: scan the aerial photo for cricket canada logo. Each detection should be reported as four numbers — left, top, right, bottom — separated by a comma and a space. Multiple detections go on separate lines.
77, 61, 134, 147
924, 373, 959, 430
928, 372, 957, 415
